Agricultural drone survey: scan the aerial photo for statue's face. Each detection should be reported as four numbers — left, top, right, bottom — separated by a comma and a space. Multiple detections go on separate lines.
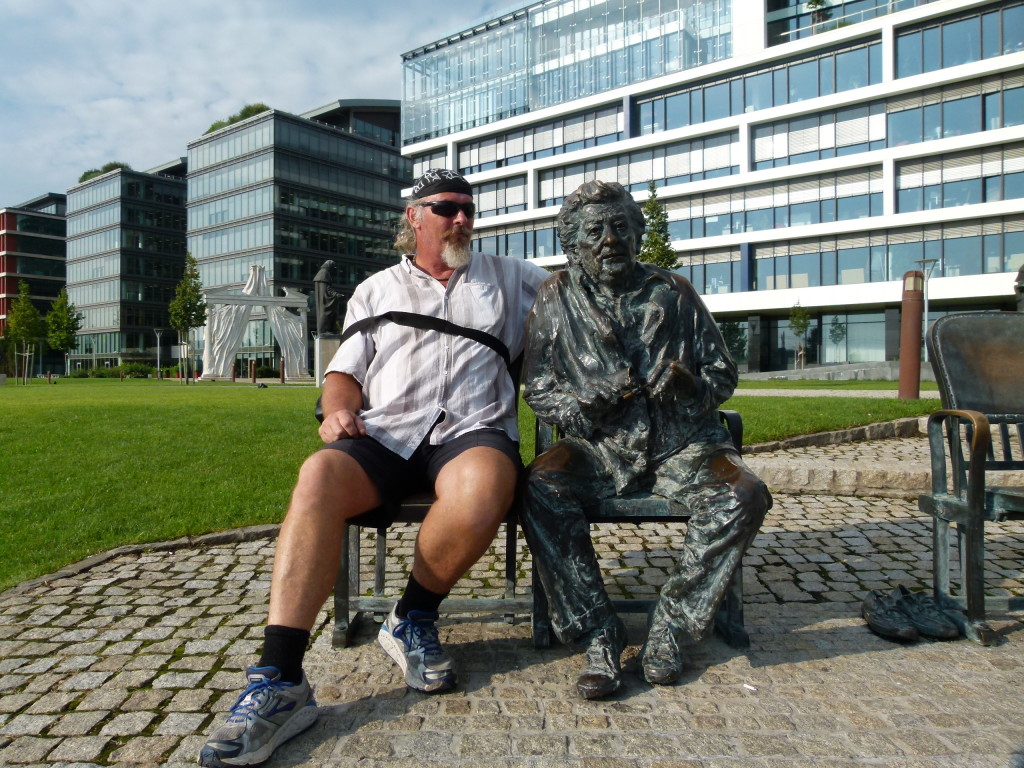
573, 203, 639, 288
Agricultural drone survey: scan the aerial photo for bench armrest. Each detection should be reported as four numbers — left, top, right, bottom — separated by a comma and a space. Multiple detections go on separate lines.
926, 408, 991, 512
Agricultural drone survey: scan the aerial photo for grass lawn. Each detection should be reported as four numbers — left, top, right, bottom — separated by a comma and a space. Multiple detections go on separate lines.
737, 378, 939, 391
1, 377, 937, 592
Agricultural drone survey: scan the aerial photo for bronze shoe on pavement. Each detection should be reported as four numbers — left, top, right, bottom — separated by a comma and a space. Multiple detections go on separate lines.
893, 585, 961, 640
641, 619, 684, 685
576, 616, 626, 700
861, 588, 919, 642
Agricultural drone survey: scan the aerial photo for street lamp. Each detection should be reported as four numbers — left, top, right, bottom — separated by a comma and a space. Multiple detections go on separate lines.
155, 328, 163, 380
916, 258, 938, 362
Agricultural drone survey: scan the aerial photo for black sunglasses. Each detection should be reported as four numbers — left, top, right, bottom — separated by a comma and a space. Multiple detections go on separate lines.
418, 200, 476, 219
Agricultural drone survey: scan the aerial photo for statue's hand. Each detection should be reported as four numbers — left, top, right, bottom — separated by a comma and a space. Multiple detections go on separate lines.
579, 368, 639, 413
318, 409, 367, 443
647, 361, 698, 401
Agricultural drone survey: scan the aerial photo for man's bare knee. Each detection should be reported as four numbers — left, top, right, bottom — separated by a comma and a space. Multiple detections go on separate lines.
289, 448, 380, 520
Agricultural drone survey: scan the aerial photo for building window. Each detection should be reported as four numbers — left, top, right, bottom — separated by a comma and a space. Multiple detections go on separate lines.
896, 3, 1024, 78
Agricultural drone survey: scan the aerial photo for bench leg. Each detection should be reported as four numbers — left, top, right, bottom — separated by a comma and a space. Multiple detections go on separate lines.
333, 523, 363, 648
504, 521, 518, 624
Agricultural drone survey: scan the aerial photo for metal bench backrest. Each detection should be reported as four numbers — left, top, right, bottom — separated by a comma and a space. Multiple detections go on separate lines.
928, 311, 1024, 415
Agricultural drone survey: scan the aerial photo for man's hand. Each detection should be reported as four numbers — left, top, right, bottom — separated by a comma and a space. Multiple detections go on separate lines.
579, 367, 639, 413
318, 408, 366, 443
647, 361, 699, 401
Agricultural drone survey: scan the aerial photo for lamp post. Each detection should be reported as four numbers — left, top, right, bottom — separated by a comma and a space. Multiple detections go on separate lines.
915, 258, 938, 362
154, 328, 163, 380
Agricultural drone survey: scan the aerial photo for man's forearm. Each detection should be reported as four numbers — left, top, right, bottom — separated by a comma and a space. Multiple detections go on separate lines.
321, 372, 363, 417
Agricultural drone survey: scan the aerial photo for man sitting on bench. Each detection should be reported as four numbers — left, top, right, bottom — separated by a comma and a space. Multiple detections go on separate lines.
200, 169, 546, 768
520, 180, 771, 699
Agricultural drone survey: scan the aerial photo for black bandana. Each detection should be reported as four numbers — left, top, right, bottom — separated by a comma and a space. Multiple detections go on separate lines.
411, 169, 472, 199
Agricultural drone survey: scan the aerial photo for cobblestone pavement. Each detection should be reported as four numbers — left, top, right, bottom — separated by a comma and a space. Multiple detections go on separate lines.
1, 436, 1023, 767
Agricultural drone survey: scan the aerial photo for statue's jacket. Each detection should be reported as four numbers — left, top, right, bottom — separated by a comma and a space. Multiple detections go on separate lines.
523, 264, 738, 493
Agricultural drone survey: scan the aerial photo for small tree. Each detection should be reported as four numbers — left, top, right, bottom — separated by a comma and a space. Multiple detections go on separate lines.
718, 320, 747, 364
6, 281, 45, 383
78, 161, 132, 184
205, 103, 272, 135
46, 289, 84, 374
829, 315, 848, 361
169, 253, 207, 384
789, 302, 812, 369
639, 180, 678, 270
807, 0, 832, 25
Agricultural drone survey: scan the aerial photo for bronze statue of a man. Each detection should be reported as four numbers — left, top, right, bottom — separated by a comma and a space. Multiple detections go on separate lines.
520, 180, 771, 699
314, 260, 343, 336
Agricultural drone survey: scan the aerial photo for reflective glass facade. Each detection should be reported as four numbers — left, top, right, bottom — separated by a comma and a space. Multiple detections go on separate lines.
186, 104, 410, 372
0, 196, 66, 347
402, 0, 732, 144
406, 0, 1024, 373
66, 169, 186, 367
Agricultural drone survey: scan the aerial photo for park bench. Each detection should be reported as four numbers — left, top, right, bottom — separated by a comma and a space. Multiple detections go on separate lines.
917, 311, 1024, 645
329, 408, 749, 650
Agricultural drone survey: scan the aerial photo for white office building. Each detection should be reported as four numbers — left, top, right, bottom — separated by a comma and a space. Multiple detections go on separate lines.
401, 0, 1024, 371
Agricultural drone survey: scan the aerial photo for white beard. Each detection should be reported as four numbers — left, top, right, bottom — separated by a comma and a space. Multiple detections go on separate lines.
441, 241, 472, 270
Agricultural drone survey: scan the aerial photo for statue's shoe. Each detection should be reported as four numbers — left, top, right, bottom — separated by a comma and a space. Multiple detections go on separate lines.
894, 585, 961, 640
576, 616, 626, 700
641, 620, 684, 685
862, 588, 919, 642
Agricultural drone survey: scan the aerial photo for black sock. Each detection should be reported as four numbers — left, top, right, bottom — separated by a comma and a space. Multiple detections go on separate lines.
396, 574, 448, 618
258, 625, 310, 684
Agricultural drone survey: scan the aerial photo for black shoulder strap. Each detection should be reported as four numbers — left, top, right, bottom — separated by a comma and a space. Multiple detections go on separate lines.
339, 310, 511, 370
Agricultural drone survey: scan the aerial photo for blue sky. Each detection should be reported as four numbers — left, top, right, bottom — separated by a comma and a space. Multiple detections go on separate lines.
0, 0, 505, 207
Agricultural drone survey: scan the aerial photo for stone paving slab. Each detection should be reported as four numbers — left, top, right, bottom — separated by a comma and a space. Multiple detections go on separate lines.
1, 436, 1023, 766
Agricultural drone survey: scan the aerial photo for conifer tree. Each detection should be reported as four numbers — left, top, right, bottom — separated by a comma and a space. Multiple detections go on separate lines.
169, 253, 207, 383
639, 180, 677, 270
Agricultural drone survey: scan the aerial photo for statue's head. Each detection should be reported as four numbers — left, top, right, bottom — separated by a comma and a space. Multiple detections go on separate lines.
321, 259, 336, 276
556, 180, 645, 289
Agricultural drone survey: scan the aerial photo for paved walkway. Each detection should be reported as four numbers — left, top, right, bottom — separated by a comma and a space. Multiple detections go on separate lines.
1, 435, 1023, 767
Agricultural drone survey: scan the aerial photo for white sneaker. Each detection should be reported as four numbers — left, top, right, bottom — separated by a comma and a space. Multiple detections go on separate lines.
377, 604, 457, 693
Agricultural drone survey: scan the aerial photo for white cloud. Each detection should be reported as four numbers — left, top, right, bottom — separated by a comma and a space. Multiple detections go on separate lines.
0, 0, 500, 206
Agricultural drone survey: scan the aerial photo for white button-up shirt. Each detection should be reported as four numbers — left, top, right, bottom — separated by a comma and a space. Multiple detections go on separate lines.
325, 253, 548, 458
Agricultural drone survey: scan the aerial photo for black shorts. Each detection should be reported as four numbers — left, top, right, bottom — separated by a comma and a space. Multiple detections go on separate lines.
322, 428, 521, 527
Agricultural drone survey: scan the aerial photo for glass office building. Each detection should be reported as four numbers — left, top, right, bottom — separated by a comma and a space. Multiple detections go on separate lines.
403, 0, 1024, 371
0, 193, 67, 374
185, 101, 411, 375
65, 163, 187, 369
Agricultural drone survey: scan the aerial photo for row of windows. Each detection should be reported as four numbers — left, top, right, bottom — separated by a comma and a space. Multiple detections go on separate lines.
123, 305, 171, 329
666, 167, 884, 232
767, 0, 930, 46
122, 280, 176, 304
125, 255, 183, 281
896, 2, 1024, 78
538, 132, 739, 207
15, 255, 65, 279
277, 187, 400, 234
275, 120, 411, 179
79, 305, 119, 330
68, 177, 120, 213
753, 78, 1023, 169
74, 332, 120, 355
477, 177, 527, 219
351, 116, 400, 149
6, 234, 65, 257
67, 254, 120, 284
198, 252, 274, 289
637, 40, 882, 136
189, 219, 273, 259
897, 171, 1024, 212
68, 202, 119, 236
123, 178, 184, 207
69, 203, 187, 237
11, 214, 64, 237
188, 119, 274, 173
471, 226, 560, 262
69, 279, 118, 307
276, 223, 395, 262
188, 154, 273, 203
456, 105, 622, 176
276, 155, 406, 207
188, 186, 274, 230
68, 227, 186, 260
670, 192, 883, 241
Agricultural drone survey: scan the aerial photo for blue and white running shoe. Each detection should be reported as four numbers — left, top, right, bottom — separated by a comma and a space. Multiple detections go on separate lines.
378, 604, 457, 693
199, 666, 317, 766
